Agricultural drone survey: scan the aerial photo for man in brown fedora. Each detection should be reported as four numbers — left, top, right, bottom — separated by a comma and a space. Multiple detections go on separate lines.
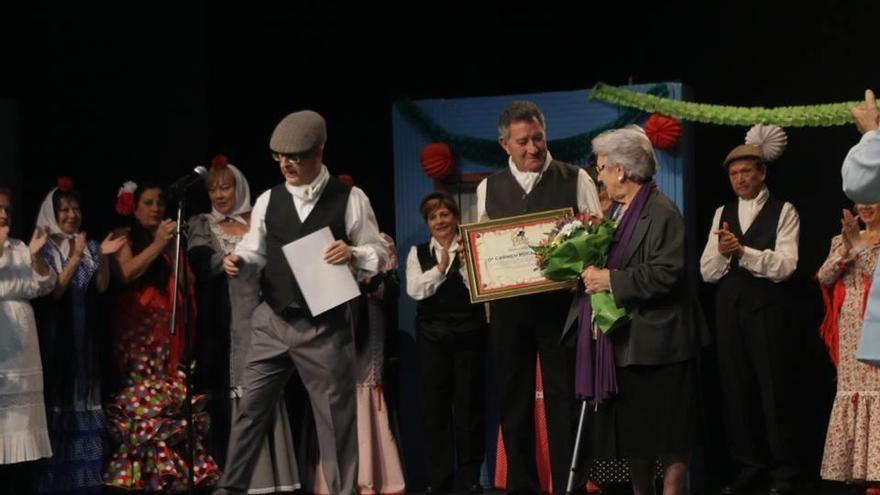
215, 110, 386, 495
700, 144, 800, 495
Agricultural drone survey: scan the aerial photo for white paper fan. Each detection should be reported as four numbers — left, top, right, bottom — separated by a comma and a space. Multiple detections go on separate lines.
745, 124, 787, 162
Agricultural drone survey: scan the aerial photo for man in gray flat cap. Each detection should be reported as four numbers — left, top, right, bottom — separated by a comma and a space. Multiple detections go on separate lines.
215, 110, 386, 495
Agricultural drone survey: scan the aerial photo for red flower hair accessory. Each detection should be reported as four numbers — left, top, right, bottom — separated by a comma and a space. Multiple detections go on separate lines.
57, 176, 74, 192
210, 154, 229, 170
116, 181, 137, 216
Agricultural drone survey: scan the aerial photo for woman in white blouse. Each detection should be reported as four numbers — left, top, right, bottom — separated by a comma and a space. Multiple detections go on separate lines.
405, 192, 487, 494
0, 187, 56, 489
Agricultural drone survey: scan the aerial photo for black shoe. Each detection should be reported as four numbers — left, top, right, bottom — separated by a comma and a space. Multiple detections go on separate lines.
467, 484, 483, 494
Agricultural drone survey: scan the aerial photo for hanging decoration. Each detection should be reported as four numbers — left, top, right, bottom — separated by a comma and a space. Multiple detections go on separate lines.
643, 114, 682, 151
745, 123, 788, 162
395, 83, 670, 167
337, 173, 355, 187
420, 142, 455, 180
590, 82, 874, 127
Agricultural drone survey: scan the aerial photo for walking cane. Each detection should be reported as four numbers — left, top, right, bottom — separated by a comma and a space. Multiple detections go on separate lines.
566, 399, 590, 494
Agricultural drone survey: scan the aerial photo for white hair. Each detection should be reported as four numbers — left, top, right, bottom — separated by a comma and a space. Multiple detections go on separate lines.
591, 125, 658, 182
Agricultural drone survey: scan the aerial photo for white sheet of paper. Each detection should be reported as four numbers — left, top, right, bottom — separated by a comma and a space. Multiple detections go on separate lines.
281, 227, 360, 316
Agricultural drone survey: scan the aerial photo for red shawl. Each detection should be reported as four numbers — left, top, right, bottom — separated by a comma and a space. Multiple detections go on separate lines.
819, 270, 872, 367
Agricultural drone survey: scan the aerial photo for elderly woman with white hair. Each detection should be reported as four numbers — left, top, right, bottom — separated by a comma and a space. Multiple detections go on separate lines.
574, 126, 707, 495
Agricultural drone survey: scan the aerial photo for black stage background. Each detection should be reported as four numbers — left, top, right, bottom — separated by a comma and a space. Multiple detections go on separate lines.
3, 2, 880, 492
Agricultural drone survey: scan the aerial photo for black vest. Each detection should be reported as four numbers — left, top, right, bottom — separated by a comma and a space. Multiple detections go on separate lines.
262, 178, 351, 314
485, 160, 579, 218
415, 242, 486, 335
716, 196, 791, 312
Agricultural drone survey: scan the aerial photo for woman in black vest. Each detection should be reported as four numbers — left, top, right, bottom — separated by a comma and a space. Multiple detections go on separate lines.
405, 192, 487, 494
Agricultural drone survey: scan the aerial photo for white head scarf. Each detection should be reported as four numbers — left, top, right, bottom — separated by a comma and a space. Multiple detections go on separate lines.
36, 187, 67, 238
36, 186, 93, 265
208, 163, 253, 224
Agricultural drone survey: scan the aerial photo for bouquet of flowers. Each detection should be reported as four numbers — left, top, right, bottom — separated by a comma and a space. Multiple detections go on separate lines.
532, 213, 629, 333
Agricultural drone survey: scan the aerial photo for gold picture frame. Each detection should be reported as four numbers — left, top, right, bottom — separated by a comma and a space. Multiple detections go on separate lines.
458, 208, 576, 303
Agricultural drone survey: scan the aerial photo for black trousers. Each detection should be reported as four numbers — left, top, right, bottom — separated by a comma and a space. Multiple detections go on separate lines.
491, 293, 574, 494
716, 300, 799, 483
417, 325, 487, 490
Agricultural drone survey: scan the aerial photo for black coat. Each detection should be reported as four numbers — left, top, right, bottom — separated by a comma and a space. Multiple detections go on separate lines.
562, 189, 709, 366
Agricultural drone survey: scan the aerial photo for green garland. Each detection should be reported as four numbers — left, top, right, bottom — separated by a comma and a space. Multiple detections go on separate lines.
394, 84, 669, 167
590, 82, 867, 127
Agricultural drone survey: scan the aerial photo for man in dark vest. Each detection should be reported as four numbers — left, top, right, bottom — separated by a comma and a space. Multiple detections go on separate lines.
215, 110, 386, 495
476, 101, 600, 494
700, 144, 800, 495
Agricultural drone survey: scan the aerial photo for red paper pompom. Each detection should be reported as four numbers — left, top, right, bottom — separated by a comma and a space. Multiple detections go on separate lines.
643, 114, 682, 151
420, 143, 455, 180
337, 174, 355, 187
210, 154, 228, 170
57, 176, 74, 192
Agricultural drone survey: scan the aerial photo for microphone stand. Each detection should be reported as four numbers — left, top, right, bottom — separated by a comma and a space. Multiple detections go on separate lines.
170, 188, 196, 495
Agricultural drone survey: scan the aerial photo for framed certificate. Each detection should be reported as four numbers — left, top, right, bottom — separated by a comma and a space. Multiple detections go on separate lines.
459, 208, 576, 303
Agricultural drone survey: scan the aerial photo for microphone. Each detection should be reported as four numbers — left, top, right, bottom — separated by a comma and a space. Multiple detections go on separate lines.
168, 166, 208, 192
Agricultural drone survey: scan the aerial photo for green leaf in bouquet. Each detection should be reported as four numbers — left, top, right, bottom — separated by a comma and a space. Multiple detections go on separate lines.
542, 237, 586, 280
591, 291, 630, 333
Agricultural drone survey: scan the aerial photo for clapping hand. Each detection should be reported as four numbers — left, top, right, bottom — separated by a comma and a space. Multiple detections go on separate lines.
839, 208, 879, 257
29, 226, 49, 257
436, 246, 450, 273
715, 221, 743, 258
101, 232, 128, 256
71, 232, 87, 259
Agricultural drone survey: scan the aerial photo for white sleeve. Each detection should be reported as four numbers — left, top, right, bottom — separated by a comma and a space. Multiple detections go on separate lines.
843, 130, 880, 203
346, 186, 386, 280
576, 168, 602, 215
234, 190, 270, 271
405, 245, 446, 300
476, 178, 489, 222
0, 241, 57, 301
699, 207, 731, 283
738, 202, 799, 282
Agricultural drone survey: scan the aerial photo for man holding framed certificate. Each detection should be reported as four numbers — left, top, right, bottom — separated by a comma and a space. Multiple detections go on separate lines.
474, 101, 601, 494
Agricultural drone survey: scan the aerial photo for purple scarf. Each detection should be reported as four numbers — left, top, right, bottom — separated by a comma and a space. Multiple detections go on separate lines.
574, 181, 656, 402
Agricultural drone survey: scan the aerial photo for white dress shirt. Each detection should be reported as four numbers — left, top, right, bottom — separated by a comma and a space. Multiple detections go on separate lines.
700, 186, 799, 283
843, 129, 880, 203
475, 151, 601, 221
234, 165, 385, 280
405, 236, 468, 300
